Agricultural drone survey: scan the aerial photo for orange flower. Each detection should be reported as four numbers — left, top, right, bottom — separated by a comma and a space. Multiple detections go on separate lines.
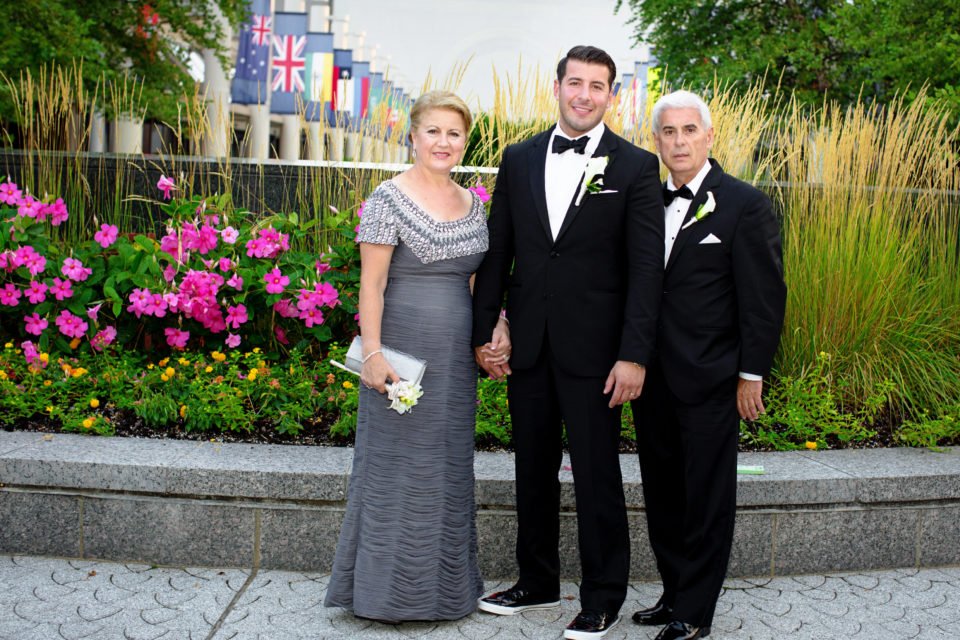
805, 441, 818, 450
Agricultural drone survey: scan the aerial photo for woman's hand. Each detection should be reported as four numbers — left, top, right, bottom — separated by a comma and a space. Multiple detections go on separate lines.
360, 352, 401, 394
475, 317, 512, 378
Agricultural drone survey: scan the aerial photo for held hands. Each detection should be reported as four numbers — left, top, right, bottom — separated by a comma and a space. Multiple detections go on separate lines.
360, 352, 401, 394
737, 378, 765, 421
474, 317, 512, 379
603, 360, 646, 408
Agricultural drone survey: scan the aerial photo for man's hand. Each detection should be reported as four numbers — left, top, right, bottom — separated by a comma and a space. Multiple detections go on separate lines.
737, 378, 765, 421
603, 361, 646, 408
475, 317, 512, 379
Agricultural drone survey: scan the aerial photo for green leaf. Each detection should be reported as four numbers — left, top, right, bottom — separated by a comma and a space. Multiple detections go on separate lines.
133, 235, 155, 254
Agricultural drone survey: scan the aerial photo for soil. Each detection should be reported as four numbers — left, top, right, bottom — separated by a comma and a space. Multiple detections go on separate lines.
1, 405, 916, 453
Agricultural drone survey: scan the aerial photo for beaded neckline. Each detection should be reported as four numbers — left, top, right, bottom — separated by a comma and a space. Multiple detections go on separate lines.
383, 179, 482, 226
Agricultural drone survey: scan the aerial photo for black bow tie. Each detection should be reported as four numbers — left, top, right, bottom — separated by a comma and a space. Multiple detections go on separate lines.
552, 135, 588, 154
663, 184, 694, 205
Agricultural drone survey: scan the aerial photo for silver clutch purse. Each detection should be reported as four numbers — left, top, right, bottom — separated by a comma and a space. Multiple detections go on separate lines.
343, 335, 426, 386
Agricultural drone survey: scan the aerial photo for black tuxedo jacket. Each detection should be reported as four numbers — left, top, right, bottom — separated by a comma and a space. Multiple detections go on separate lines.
472, 125, 663, 377
658, 159, 786, 403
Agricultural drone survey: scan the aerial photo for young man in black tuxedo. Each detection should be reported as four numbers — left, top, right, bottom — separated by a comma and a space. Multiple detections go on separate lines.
472, 45, 664, 639
630, 90, 786, 640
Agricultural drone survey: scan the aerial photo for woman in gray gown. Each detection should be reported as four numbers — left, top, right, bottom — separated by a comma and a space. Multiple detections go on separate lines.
324, 90, 510, 621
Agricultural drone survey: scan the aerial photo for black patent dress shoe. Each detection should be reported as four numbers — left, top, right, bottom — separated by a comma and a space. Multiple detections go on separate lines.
477, 585, 560, 615
563, 610, 621, 639
654, 620, 711, 640
631, 598, 674, 625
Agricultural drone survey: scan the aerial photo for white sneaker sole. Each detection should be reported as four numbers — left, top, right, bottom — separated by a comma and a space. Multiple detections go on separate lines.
477, 599, 561, 616
563, 615, 621, 639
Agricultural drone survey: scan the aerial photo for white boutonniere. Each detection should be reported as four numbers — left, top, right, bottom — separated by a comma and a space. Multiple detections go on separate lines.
681, 190, 716, 230
574, 155, 609, 206
386, 380, 424, 414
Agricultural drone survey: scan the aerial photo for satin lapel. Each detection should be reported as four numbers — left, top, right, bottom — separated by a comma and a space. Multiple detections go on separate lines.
665, 160, 724, 272
527, 127, 553, 242
554, 128, 620, 244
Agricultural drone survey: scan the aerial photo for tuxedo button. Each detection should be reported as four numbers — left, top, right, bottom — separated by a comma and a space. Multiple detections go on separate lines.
550, 251, 559, 258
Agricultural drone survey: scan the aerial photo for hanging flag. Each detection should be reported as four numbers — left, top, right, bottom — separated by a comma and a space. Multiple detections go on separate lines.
351, 61, 371, 120
367, 72, 384, 119
231, 0, 272, 105
303, 31, 334, 122
329, 49, 354, 127
270, 12, 308, 115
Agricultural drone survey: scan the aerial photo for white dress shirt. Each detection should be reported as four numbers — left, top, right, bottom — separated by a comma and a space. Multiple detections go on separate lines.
663, 161, 762, 382
544, 121, 605, 240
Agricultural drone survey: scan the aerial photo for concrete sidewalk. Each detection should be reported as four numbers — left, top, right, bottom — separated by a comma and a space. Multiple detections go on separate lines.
1, 555, 957, 639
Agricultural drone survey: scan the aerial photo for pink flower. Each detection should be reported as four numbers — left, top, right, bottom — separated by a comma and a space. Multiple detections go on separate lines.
50, 277, 74, 301
92, 326, 117, 351
144, 293, 168, 317
227, 273, 244, 290
264, 267, 289, 294
61, 257, 93, 281
218, 257, 233, 272
0, 283, 21, 306
221, 226, 239, 244
24, 313, 48, 336
164, 327, 190, 348
225, 333, 241, 348
193, 224, 218, 254
157, 175, 177, 200
160, 231, 185, 262
54, 310, 88, 339
25, 280, 47, 304
274, 326, 289, 344
18, 196, 43, 219
0, 181, 22, 205
315, 260, 331, 274
126, 287, 152, 317
225, 304, 248, 329
273, 298, 299, 318
16, 246, 46, 276
469, 182, 491, 203
94, 224, 118, 248
22, 340, 46, 369
299, 306, 324, 328
86, 304, 102, 324
163, 264, 177, 282
48, 198, 68, 225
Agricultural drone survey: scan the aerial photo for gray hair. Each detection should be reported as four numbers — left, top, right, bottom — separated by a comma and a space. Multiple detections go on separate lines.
651, 90, 712, 132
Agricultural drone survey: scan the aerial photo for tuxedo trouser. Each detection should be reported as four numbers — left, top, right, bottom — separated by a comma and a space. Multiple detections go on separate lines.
631, 362, 738, 627
507, 331, 629, 615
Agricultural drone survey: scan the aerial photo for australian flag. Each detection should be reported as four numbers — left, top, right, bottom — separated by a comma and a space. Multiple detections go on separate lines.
231, 0, 272, 105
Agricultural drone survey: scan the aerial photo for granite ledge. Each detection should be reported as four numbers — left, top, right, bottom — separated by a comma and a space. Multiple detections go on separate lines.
0, 432, 957, 508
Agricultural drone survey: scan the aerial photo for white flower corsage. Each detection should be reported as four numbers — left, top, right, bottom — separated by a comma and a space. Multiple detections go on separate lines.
574, 156, 609, 205
386, 380, 424, 414
681, 191, 716, 230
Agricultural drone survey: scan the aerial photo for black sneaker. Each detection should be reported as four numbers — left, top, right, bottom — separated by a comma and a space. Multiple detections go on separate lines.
563, 610, 621, 639
477, 585, 561, 615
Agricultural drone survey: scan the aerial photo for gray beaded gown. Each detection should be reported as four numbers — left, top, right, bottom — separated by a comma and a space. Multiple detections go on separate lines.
324, 179, 488, 621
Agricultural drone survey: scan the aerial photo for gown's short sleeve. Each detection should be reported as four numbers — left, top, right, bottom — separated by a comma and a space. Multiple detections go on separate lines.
355, 187, 399, 246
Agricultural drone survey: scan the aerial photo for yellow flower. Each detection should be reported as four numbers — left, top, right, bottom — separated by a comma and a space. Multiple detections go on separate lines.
160, 374, 169, 382
178, 358, 189, 366
3, 342, 11, 349
43, 380, 52, 386
253, 347, 261, 354
290, 365, 295, 375
39, 353, 49, 363
69, 337, 81, 349
46, 406, 54, 413
0, 371, 7, 381
89, 398, 100, 409
165, 367, 175, 378
179, 405, 187, 419
147, 363, 155, 369
82, 418, 94, 429
258, 360, 266, 368
342, 381, 354, 389
212, 351, 226, 362
159, 358, 169, 367
71, 368, 87, 378
205, 366, 213, 373
247, 369, 258, 381
805, 441, 818, 450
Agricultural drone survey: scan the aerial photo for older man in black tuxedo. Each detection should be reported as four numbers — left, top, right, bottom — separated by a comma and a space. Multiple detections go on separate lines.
472, 45, 664, 639
629, 90, 786, 640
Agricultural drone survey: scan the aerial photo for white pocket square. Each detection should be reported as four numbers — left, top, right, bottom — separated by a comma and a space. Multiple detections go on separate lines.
597, 189, 618, 194
699, 233, 721, 245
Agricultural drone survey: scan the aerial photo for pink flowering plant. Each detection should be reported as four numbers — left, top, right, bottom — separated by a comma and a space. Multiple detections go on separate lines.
0, 176, 353, 359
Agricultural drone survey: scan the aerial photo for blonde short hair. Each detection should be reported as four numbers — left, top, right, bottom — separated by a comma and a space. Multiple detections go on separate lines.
408, 90, 473, 139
